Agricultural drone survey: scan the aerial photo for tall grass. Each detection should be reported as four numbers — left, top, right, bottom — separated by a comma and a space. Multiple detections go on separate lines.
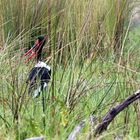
0, 0, 139, 139
0, 0, 130, 60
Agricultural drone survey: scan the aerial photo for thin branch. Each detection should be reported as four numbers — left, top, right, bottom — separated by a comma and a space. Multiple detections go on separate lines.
95, 89, 140, 135
67, 115, 96, 140
25, 136, 44, 140
67, 120, 86, 140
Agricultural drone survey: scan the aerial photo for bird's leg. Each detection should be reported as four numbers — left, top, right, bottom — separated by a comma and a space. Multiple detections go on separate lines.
41, 83, 47, 130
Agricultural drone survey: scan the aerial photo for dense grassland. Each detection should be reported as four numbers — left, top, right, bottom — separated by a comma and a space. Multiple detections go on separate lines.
0, 0, 140, 139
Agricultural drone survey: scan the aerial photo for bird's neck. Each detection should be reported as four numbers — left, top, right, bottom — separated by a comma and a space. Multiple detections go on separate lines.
36, 45, 44, 61
36, 51, 42, 61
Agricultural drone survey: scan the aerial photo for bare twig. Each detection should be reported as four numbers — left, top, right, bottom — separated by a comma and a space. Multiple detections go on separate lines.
67, 115, 96, 140
95, 89, 140, 135
86, 115, 96, 140
67, 120, 86, 140
25, 136, 44, 140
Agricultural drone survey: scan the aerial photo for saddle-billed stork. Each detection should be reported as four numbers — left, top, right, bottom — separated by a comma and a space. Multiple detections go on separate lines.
23, 36, 51, 98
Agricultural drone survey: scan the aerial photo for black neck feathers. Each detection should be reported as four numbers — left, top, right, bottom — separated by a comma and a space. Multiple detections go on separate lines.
37, 36, 46, 61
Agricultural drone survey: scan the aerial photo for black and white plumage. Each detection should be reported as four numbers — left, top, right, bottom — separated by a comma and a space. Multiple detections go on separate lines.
24, 36, 51, 98
27, 61, 51, 98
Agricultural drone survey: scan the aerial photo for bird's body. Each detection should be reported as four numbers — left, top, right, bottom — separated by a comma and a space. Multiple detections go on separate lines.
23, 35, 51, 128
27, 61, 51, 97
24, 36, 51, 98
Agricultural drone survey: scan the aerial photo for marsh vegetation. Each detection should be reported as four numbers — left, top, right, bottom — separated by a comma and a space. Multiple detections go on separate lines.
0, 0, 140, 139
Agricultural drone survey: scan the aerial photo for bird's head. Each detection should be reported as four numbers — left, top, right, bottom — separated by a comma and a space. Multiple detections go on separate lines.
23, 35, 47, 62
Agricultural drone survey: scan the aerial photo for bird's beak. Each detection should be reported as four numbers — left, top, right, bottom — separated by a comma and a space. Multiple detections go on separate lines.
23, 39, 39, 62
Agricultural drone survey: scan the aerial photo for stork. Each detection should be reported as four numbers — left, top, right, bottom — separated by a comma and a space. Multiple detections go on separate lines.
23, 36, 51, 98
